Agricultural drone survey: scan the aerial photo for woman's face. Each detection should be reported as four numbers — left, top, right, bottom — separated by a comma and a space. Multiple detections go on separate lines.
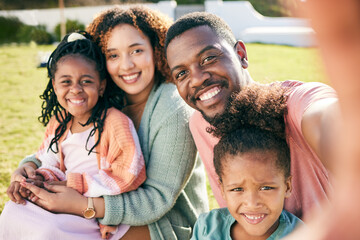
105, 24, 155, 104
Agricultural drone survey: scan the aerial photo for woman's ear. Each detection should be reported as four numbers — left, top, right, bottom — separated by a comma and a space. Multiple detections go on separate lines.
284, 176, 293, 199
234, 40, 248, 69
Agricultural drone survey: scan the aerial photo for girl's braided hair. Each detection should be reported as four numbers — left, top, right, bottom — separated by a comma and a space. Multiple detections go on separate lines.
39, 31, 109, 155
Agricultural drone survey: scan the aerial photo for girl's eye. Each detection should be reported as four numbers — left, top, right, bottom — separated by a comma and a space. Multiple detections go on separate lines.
260, 186, 275, 191
231, 187, 244, 192
60, 80, 71, 84
82, 80, 93, 84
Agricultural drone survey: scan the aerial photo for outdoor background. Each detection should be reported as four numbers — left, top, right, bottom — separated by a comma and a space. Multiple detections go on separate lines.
0, 0, 328, 213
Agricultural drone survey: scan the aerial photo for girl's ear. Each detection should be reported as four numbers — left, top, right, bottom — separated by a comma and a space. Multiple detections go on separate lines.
52, 79, 57, 93
219, 179, 225, 199
99, 79, 107, 97
284, 176, 292, 199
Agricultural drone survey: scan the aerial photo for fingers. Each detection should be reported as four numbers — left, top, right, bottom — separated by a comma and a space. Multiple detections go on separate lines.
20, 181, 48, 198
24, 165, 37, 179
11, 169, 26, 183
6, 182, 26, 204
11, 164, 36, 182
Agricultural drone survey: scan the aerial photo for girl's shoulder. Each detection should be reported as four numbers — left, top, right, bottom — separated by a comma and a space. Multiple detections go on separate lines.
104, 107, 132, 124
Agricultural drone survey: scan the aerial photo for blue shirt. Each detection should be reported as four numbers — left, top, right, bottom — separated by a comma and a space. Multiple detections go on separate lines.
191, 208, 303, 240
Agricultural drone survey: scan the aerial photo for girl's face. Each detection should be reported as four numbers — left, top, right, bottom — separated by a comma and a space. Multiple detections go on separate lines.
53, 55, 106, 124
105, 24, 155, 104
220, 150, 292, 240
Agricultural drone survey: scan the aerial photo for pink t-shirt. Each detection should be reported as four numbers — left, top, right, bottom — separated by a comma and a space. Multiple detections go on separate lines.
189, 80, 337, 220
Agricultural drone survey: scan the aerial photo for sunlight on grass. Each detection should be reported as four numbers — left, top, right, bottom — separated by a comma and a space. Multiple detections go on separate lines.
0, 44, 55, 211
0, 43, 327, 213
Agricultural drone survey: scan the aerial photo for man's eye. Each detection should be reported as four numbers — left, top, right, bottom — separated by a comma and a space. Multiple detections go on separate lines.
175, 70, 188, 81
260, 186, 274, 191
202, 56, 216, 65
231, 188, 244, 192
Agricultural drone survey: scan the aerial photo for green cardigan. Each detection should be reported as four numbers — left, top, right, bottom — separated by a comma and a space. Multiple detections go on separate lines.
22, 83, 209, 240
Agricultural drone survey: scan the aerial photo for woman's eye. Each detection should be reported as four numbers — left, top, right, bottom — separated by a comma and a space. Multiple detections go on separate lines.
131, 49, 143, 55
107, 54, 118, 60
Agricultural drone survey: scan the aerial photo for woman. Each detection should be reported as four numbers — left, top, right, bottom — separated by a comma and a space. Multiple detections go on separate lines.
8, 6, 208, 239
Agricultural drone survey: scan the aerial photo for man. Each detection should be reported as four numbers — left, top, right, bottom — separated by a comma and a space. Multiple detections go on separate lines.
164, 12, 339, 220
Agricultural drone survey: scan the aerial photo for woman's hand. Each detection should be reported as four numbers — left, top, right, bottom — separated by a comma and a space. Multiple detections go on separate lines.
19, 181, 87, 216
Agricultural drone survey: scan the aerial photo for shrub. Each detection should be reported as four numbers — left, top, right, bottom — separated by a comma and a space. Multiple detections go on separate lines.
0, 16, 23, 44
17, 25, 54, 44
0, 16, 54, 44
54, 19, 85, 41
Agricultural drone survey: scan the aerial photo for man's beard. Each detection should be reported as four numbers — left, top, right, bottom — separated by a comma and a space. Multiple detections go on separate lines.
201, 92, 237, 127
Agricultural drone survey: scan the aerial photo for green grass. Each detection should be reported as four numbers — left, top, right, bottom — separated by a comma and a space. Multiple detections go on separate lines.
0, 43, 327, 213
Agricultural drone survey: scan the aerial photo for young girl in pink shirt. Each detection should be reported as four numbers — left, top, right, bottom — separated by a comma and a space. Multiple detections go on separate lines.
1, 31, 146, 239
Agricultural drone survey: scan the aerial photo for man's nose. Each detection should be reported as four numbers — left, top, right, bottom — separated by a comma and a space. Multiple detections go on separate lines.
189, 65, 210, 89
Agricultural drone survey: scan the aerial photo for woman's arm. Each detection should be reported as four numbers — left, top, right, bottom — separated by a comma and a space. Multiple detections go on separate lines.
100, 108, 197, 226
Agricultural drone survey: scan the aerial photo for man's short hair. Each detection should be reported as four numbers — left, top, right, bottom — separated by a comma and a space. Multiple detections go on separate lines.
164, 12, 237, 53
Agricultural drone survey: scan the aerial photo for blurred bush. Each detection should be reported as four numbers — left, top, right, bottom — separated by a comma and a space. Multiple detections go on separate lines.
0, 16, 54, 44
54, 19, 85, 41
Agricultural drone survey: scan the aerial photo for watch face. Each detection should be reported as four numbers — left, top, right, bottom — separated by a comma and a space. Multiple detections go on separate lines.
84, 208, 96, 219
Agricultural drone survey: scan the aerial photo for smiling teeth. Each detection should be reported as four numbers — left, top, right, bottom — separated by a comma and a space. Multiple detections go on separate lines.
244, 214, 265, 220
122, 74, 138, 81
199, 87, 221, 101
69, 99, 84, 104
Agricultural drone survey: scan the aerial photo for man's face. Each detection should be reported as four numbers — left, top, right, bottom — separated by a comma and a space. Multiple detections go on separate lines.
166, 25, 249, 121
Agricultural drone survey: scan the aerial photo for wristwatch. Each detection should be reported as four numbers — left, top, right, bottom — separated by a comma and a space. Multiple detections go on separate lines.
83, 197, 96, 219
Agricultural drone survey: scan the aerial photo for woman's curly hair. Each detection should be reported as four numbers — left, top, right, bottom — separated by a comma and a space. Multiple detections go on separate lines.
40, 31, 109, 155
208, 83, 289, 140
87, 5, 173, 87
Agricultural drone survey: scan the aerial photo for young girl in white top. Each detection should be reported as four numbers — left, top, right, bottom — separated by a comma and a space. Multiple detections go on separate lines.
0, 31, 146, 239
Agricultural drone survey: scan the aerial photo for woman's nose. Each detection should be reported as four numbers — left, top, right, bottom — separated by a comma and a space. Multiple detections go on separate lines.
120, 55, 135, 71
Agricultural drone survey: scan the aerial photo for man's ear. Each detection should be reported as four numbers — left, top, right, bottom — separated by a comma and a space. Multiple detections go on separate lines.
234, 40, 248, 69
284, 176, 293, 199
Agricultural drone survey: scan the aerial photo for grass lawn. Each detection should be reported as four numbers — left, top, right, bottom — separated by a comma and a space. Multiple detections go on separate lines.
0, 43, 328, 213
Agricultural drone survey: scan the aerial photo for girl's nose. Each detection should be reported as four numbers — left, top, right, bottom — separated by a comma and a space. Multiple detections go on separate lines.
244, 191, 261, 207
70, 83, 83, 94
